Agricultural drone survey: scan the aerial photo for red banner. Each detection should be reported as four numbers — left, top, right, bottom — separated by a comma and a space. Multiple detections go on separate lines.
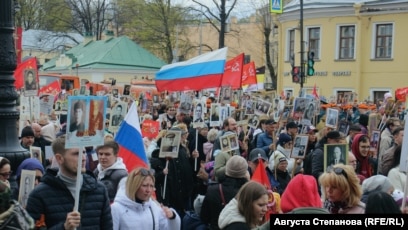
141, 119, 159, 138
14, 57, 38, 90
16, 27, 23, 65
241, 61, 257, 86
395, 87, 408, 102
39, 80, 61, 96
222, 53, 244, 89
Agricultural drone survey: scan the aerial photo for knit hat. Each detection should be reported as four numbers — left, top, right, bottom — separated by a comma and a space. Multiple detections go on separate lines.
274, 152, 287, 169
281, 174, 322, 213
249, 148, 268, 162
16, 158, 45, 180
362, 175, 394, 194
20, 126, 35, 138
277, 133, 292, 146
225, 155, 248, 178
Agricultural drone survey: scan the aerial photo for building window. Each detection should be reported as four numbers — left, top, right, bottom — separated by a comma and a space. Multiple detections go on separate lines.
375, 24, 393, 58
288, 29, 295, 60
339, 26, 355, 59
308, 27, 320, 59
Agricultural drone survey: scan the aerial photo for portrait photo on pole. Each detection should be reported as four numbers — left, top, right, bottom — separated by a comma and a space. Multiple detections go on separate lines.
324, 143, 348, 171
159, 130, 181, 158
66, 96, 107, 148
24, 69, 38, 97
193, 101, 205, 128
293, 97, 311, 120
325, 108, 339, 129
291, 135, 309, 159
18, 170, 36, 209
30, 146, 42, 163
370, 130, 380, 151
109, 102, 128, 132
221, 86, 232, 104
302, 100, 316, 125
179, 92, 193, 114
210, 103, 221, 127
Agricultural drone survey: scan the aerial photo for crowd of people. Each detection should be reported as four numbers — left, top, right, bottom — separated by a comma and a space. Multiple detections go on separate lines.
0, 90, 407, 229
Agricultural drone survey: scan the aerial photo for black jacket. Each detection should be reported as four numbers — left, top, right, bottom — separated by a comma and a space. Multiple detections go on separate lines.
200, 177, 247, 230
93, 168, 128, 203
26, 168, 113, 230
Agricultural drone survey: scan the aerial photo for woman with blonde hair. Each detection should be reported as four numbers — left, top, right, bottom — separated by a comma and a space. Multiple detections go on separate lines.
319, 164, 365, 214
111, 167, 180, 230
218, 181, 269, 229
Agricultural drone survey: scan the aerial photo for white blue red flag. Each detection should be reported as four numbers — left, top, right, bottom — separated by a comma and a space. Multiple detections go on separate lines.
155, 47, 228, 92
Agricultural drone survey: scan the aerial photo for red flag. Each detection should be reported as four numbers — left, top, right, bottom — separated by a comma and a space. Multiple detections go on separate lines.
141, 119, 160, 138
145, 91, 152, 100
14, 57, 38, 89
312, 83, 319, 99
222, 53, 244, 89
251, 159, 274, 220
39, 80, 61, 97
241, 61, 257, 86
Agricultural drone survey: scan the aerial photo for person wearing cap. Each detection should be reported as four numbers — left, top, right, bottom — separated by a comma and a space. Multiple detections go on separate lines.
256, 119, 278, 156
310, 130, 343, 193
270, 152, 291, 195
20, 126, 35, 150
200, 155, 249, 230
268, 133, 296, 174
247, 148, 269, 176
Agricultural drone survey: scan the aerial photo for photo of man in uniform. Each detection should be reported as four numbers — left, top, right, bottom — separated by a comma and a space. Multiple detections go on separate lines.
69, 100, 86, 133
194, 103, 204, 123
111, 104, 124, 126
24, 69, 37, 90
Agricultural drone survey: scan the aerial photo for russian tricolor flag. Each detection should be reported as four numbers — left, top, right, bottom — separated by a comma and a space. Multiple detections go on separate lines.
115, 102, 148, 172
155, 47, 228, 92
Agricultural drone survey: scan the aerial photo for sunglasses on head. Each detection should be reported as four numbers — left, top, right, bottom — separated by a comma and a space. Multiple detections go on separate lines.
137, 168, 155, 176
330, 167, 348, 180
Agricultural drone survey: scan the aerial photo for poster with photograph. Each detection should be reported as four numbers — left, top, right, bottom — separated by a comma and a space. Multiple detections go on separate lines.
193, 101, 205, 128
30, 146, 42, 163
123, 84, 131, 96
291, 135, 309, 159
210, 103, 221, 127
112, 88, 119, 98
221, 86, 232, 104
302, 100, 316, 125
219, 133, 238, 152
244, 99, 255, 115
279, 106, 293, 123
254, 99, 271, 116
324, 143, 348, 171
370, 130, 380, 151
284, 89, 293, 105
24, 69, 38, 97
39, 94, 54, 115
326, 108, 339, 129
159, 130, 181, 158
66, 96, 107, 148
262, 91, 276, 103
293, 97, 311, 120
72, 89, 79, 96
18, 170, 36, 208
248, 114, 260, 129
109, 102, 128, 133
241, 93, 251, 109
228, 134, 239, 150
220, 106, 228, 123
180, 93, 193, 114
79, 85, 86, 95
338, 121, 350, 136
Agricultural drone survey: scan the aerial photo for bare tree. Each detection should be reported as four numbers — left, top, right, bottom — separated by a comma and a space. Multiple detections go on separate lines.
190, 0, 238, 48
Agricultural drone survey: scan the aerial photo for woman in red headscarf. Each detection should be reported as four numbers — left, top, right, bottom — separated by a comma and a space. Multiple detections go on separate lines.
351, 134, 376, 179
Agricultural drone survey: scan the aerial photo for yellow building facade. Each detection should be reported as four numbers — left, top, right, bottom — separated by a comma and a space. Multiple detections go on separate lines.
277, 0, 408, 102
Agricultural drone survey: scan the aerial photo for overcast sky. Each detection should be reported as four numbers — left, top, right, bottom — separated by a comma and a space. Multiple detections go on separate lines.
176, 0, 259, 18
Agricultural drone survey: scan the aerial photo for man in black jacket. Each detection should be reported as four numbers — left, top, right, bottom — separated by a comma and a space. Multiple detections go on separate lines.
26, 135, 113, 230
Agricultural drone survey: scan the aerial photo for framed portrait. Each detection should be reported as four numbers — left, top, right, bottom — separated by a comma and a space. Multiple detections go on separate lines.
112, 88, 119, 98
324, 143, 349, 172
336, 92, 344, 105
326, 108, 339, 129
343, 92, 353, 105
293, 97, 311, 120
30, 146, 42, 163
370, 130, 381, 151
72, 89, 79, 96
210, 103, 221, 127
244, 99, 255, 115
338, 121, 350, 136
302, 101, 316, 125
24, 69, 38, 97
254, 99, 271, 116
193, 102, 205, 128
220, 106, 228, 122
284, 89, 293, 105
159, 130, 181, 158
18, 170, 36, 208
241, 93, 251, 109
221, 86, 232, 103
279, 105, 293, 123
291, 135, 309, 159
248, 114, 260, 129
220, 134, 236, 152
262, 91, 276, 103
228, 134, 239, 150
123, 84, 131, 96
109, 102, 128, 131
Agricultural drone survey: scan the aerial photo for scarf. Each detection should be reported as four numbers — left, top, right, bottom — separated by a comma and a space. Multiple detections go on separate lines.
351, 134, 372, 178
324, 199, 348, 214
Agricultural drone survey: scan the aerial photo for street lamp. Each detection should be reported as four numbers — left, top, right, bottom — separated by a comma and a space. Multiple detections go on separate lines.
0, 0, 31, 188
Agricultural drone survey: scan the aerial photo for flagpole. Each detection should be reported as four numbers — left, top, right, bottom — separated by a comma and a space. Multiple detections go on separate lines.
195, 129, 198, 171
163, 159, 169, 199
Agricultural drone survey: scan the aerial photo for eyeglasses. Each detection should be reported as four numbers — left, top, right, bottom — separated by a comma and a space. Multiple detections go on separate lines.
137, 168, 155, 176
0, 171, 12, 177
331, 167, 348, 180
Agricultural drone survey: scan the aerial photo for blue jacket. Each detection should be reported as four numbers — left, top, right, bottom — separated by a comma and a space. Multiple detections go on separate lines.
26, 168, 113, 230
256, 132, 273, 154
